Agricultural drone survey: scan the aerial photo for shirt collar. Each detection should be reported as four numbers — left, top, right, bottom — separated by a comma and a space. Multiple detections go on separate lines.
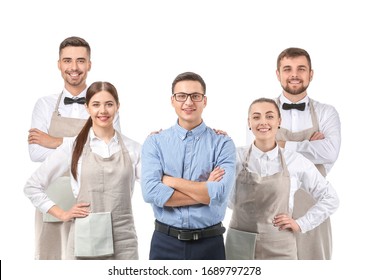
251, 142, 279, 160
89, 128, 119, 144
63, 87, 87, 98
174, 120, 207, 140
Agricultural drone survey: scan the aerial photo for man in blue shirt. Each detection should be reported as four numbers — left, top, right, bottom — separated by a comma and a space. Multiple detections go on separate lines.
141, 72, 236, 260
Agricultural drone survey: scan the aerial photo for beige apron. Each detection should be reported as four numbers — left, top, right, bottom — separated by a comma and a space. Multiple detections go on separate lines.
276, 98, 332, 260
226, 147, 297, 260
65, 133, 138, 260
34, 92, 87, 260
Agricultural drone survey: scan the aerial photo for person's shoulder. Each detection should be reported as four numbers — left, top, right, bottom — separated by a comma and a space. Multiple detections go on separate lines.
310, 98, 339, 113
34, 92, 60, 107
282, 148, 313, 168
143, 127, 172, 145
236, 145, 249, 154
236, 145, 250, 161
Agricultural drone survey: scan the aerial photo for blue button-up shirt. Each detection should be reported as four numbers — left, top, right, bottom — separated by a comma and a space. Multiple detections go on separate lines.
141, 121, 236, 229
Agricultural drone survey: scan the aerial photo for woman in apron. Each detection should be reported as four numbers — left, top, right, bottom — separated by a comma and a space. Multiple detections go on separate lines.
24, 81, 140, 260
225, 97, 339, 260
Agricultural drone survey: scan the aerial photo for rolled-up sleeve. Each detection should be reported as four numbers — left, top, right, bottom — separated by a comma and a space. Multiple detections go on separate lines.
207, 137, 237, 206
141, 135, 174, 207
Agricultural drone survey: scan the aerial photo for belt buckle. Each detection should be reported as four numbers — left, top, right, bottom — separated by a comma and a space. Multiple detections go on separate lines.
178, 230, 200, 241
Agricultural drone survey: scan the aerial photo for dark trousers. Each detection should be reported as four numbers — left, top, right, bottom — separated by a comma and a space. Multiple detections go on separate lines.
149, 230, 225, 260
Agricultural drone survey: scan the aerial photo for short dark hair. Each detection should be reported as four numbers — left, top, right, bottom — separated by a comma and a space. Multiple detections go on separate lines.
277, 47, 311, 71
59, 36, 91, 58
171, 72, 206, 95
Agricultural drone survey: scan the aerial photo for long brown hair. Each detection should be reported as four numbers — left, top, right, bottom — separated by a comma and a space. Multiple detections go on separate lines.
71, 81, 120, 180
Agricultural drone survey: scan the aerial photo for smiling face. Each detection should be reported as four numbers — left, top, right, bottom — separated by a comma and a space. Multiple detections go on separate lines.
248, 101, 281, 150
171, 80, 207, 130
276, 55, 313, 101
86, 90, 119, 130
58, 46, 91, 95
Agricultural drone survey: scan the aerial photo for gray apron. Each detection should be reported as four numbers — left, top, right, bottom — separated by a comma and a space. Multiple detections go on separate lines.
34, 92, 87, 260
66, 133, 138, 260
226, 147, 297, 260
276, 98, 331, 260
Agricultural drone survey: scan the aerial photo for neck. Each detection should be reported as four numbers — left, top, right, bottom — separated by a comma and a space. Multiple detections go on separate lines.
92, 125, 115, 144
179, 119, 203, 131
283, 91, 307, 103
65, 84, 87, 96
254, 139, 277, 153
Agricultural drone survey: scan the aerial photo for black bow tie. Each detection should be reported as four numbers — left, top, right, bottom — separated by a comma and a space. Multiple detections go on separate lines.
282, 102, 306, 111
64, 97, 86, 105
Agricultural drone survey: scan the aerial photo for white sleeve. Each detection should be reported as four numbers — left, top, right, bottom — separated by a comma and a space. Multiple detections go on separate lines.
24, 141, 72, 213
285, 104, 341, 166
28, 97, 57, 162
293, 154, 339, 233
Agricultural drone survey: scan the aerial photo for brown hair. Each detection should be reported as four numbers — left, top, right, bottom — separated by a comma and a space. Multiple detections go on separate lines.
71, 81, 119, 180
248, 97, 281, 118
276, 47, 311, 71
59, 36, 91, 59
171, 72, 206, 95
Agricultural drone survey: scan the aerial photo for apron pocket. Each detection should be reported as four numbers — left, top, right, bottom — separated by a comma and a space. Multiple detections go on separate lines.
74, 212, 114, 258
225, 227, 257, 260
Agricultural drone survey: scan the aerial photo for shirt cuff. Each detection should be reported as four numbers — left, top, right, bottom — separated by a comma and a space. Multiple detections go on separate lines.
295, 218, 309, 233
39, 201, 56, 214
284, 141, 298, 152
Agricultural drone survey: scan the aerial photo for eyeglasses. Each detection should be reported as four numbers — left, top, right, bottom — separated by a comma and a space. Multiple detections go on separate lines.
173, 92, 205, 102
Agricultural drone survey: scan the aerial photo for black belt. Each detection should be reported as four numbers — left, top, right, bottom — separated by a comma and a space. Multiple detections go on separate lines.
154, 220, 226, 241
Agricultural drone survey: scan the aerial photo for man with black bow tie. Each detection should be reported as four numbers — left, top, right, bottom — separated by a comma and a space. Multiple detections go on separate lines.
27, 36, 121, 260
275, 47, 341, 260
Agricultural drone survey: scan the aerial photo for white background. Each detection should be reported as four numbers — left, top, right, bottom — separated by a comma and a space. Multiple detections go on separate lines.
1, 0, 367, 279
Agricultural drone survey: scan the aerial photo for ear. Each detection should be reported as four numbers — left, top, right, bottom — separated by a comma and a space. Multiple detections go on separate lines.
276, 69, 281, 82
171, 95, 175, 107
203, 96, 207, 107
85, 103, 90, 115
87, 60, 92, 72
57, 60, 61, 71
309, 69, 314, 81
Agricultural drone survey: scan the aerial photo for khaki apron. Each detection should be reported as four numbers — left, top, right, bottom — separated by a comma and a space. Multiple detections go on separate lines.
226, 147, 297, 260
65, 133, 138, 260
276, 98, 332, 260
34, 93, 87, 260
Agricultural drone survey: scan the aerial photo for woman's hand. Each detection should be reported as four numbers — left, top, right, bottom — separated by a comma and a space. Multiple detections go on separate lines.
48, 202, 90, 222
273, 213, 301, 233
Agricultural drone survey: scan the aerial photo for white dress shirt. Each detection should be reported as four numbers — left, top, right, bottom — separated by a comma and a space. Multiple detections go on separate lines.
246, 95, 341, 173
24, 128, 141, 214
232, 144, 339, 233
28, 88, 121, 162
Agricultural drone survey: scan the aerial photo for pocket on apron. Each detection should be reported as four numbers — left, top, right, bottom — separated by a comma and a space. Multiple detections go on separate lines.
74, 212, 114, 258
225, 227, 257, 260
43, 176, 76, 222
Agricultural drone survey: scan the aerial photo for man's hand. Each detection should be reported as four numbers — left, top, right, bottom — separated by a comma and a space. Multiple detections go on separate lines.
309, 131, 325, 141
208, 166, 225, 182
28, 128, 63, 149
148, 129, 162, 136
213, 128, 228, 136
